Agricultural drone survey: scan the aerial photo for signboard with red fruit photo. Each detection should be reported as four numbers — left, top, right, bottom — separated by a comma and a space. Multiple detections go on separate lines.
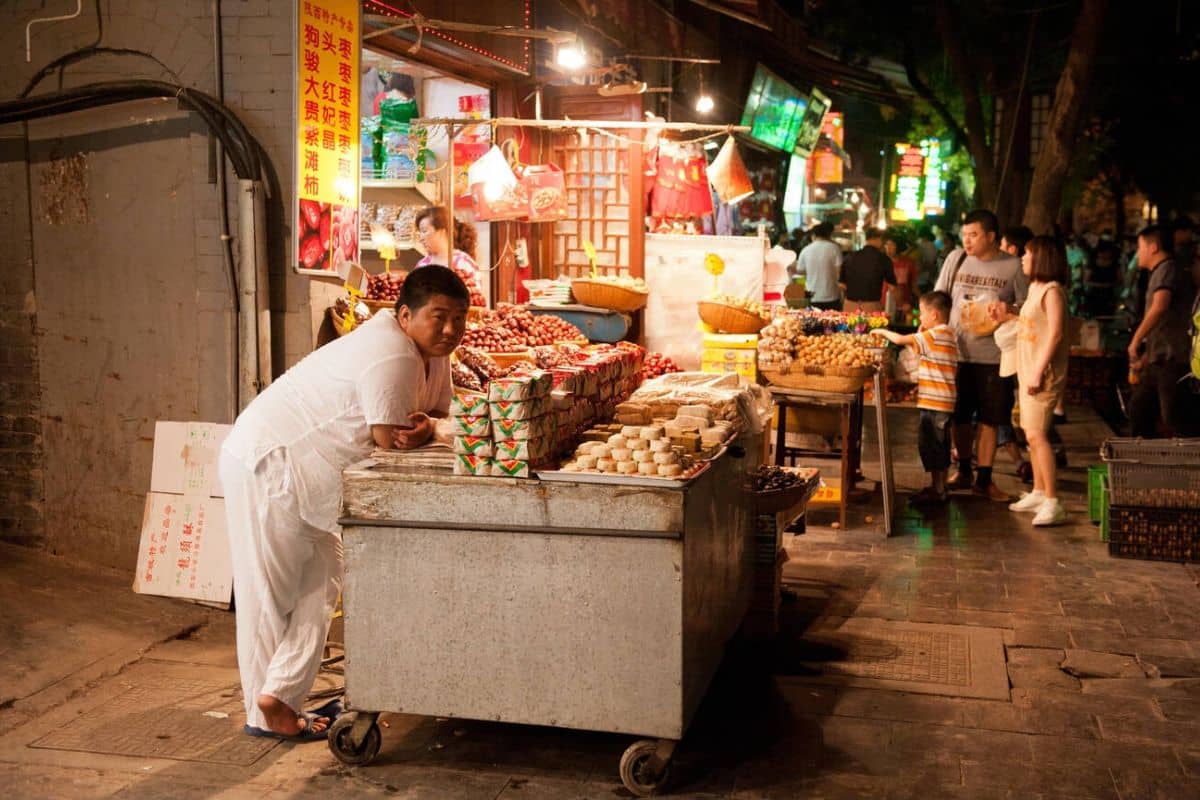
295, 0, 360, 274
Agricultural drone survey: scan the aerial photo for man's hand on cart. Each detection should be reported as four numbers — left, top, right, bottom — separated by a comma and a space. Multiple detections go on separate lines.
393, 412, 434, 450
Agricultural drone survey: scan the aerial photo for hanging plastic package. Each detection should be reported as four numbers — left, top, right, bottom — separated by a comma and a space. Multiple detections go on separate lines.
469, 144, 527, 221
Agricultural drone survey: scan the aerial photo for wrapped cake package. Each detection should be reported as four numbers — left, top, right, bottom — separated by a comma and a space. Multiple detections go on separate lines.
491, 458, 531, 478
453, 436, 494, 457
450, 391, 489, 417
450, 415, 491, 437
453, 455, 494, 476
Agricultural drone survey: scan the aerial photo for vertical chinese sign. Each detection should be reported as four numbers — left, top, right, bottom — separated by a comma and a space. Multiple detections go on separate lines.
808, 112, 844, 185
296, 0, 360, 273
890, 143, 926, 221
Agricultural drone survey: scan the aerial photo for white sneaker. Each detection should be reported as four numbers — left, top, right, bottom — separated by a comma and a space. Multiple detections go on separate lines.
1032, 498, 1067, 527
1009, 490, 1046, 513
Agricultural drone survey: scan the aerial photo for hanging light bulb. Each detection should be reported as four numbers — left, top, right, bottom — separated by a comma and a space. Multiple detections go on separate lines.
557, 40, 586, 70
695, 67, 714, 114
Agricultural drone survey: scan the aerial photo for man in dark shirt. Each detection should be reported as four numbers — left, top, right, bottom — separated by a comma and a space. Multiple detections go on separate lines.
840, 229, 896, 311
1127, 225, 1199, 437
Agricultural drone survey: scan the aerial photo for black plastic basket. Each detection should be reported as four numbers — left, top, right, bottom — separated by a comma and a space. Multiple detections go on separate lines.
1100, 437, 1200, 509
1107, 505, 1200, 563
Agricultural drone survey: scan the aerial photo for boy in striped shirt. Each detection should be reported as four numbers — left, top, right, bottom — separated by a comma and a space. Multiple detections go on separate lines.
871, 291, 958, 504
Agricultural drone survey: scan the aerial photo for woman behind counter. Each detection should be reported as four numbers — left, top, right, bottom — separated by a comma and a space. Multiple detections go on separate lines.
414, 207, 485, 305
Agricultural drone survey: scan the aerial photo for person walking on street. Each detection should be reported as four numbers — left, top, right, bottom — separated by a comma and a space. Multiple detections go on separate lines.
841, 228, 896, 312
934, 209, 1029, 501
796, 222, 844, 310
1127, 225, 1199, 437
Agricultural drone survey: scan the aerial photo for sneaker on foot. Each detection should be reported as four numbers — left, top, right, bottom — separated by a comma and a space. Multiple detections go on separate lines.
947, 470, 974, 490
1009, 490, 1046, 513
973, 482, 1012, 502
1032, 498, 1067, 526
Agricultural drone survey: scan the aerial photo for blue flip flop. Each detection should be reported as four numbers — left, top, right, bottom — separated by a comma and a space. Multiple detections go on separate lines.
307, 698, 344, 720
243, 710, 330, 743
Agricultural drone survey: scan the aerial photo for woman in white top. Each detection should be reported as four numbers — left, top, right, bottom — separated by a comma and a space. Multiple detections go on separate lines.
414, 207, 485, 305
997, 235, 1070, 526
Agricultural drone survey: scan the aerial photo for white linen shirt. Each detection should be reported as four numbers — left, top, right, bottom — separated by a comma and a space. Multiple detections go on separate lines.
796, 239, 843, 303
222, 310, 451, 531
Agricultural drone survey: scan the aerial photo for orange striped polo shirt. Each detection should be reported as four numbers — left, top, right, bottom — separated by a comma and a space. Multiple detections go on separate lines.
912, 324, 958, 412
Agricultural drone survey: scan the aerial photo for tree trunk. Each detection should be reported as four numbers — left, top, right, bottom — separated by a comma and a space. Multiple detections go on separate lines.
935, 0, 997, 210
1022, 0, 1108, 235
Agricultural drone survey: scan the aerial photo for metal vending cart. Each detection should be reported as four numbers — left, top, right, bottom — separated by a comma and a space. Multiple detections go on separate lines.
330, 443, 758, 796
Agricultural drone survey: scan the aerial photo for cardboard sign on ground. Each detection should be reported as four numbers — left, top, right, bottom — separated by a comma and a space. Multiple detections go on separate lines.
150, 421, 232, 498
137, 420, 235, 607
133, 492, 232, 606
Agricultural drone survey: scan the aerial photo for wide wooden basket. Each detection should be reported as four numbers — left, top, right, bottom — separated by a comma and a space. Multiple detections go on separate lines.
571, 279, 648, 312
760, 363, 874, 393
697, 301, 768, 334
487, 350, 535, 368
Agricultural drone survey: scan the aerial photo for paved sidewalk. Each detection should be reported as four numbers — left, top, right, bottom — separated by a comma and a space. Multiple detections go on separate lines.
0, 406, 1197, 798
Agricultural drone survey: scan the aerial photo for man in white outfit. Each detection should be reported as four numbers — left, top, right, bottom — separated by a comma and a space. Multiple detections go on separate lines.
218, 266, 469, 740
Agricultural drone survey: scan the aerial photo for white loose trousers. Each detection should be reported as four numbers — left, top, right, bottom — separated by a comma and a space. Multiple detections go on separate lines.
219, 448, 343, 729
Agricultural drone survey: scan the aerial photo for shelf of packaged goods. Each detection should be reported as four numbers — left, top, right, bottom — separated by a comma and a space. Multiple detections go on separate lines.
360, 240, 424, 254
360, 179, 438, 205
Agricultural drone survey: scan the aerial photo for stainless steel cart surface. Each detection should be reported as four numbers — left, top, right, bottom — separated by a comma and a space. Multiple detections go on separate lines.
331, 444, 757, 795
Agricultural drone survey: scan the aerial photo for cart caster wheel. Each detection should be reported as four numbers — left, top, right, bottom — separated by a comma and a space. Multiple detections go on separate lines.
619, 739, 672, 797
328, 713, 382, 766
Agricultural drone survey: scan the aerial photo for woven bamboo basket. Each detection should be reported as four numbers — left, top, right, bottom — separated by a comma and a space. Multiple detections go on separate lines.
759, 363, 874, 393
487, 350, 536, 369
327, 306, 360, 337
362, 298, 394, 313
697, 301, 769, 334
571, 279, 648, 312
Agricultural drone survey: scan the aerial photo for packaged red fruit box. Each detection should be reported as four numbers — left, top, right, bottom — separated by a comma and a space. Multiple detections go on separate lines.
450, 415, 491, 437
453, 455, 493, 476
453, 436, 493, 457
450, 391, 489, 417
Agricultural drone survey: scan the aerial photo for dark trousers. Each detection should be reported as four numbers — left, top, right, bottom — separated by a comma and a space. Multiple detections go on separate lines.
1129, 361, 1199, 438
918, 410, 953, 472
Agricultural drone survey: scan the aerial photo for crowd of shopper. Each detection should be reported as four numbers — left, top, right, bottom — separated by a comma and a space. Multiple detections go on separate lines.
787, 209, 1200, 527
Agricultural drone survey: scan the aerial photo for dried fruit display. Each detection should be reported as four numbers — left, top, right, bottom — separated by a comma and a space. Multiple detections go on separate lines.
366, 272, 405, 302
641, 352, 681, 381
459, 306, 586, 351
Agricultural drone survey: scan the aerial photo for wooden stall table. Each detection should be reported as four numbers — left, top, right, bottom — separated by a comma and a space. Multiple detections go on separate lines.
766, 371, 895, 534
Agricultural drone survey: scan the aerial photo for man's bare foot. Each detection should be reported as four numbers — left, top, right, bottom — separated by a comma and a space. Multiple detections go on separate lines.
257, 694, 329, 736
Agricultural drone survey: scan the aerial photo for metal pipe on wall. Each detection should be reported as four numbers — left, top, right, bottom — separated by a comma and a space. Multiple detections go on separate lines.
237, 179, 273, 410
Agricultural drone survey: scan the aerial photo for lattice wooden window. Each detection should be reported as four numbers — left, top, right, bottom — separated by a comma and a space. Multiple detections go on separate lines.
550, 131, 638, 278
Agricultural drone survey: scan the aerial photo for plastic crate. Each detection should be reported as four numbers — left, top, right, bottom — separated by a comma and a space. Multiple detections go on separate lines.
1107, 505, 1200, 563
1100, 438, 1200, 509
1087, 464, 1107, 523
1099, 483, 1110, 543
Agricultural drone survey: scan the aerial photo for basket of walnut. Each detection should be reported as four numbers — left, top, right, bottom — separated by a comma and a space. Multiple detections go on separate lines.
698, 295, 771, 334
570, 277, 649, 312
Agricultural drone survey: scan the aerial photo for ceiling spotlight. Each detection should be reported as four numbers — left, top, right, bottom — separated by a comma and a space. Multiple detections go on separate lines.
557, 42, 586, 70
695, 94, 714, 114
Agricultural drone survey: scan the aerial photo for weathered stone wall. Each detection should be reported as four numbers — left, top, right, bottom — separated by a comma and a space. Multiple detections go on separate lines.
0, 0, 308, 567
